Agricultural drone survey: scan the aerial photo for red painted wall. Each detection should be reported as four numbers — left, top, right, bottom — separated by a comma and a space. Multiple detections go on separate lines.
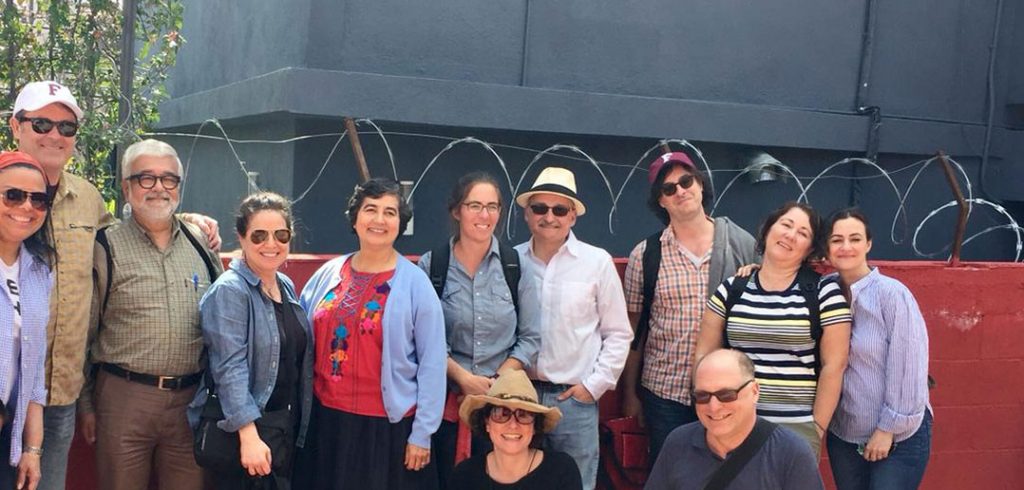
67, 256, 1024, 489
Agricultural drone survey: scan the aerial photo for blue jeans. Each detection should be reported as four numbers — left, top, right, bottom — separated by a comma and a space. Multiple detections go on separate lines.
38, 403, 76, 490
639, 386, 697, 464
827, 410, 932, 490
535, 382, 598, 490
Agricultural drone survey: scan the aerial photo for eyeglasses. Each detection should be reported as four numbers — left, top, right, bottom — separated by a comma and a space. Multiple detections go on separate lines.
659, 174, 696, 196
462, 201, 500, 215
16, 115, 79, 137
692, 379, 755, 404
528, 203, 572, 217
489, 406, 537, 425
1, 188, 51, 211
249, 229, 292, 245
128, 173, 182, 190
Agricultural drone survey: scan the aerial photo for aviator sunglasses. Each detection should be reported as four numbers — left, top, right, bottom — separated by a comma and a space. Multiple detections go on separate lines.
249, 229, 292, 245
16, 115, 79, 137
489, 406, 537, 425
660, 174, 696, 196
2, 188, 51, 211
692, 378, 755, 404
528, 203, 572, 217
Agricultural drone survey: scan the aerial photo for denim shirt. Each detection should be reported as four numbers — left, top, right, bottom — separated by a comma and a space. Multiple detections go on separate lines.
417, 236, 541, 377
299, 254, 446, 449
0, 246, 50, 466
187, 258, 315, 446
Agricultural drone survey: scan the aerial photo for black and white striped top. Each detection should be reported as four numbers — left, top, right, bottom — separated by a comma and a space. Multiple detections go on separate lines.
708, 271, 851, 424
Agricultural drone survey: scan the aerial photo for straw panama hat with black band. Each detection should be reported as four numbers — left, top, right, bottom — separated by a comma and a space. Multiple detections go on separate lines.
515, 166, 587, 216
459, 370, 562, 434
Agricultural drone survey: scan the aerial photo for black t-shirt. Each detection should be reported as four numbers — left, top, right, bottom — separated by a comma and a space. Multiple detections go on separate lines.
265, 297, 306, 412
448, 450, 582, 490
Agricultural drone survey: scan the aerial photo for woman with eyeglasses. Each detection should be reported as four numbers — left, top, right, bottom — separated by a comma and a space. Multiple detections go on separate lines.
823, 209, 932, 489
188, 192, 313, 489
415, 172, 541, 487
620, 152, 757, 462
298, 178, 446, 489
695, 202, 852, 454
0, 151, 56, 490
450, 369, 581, 489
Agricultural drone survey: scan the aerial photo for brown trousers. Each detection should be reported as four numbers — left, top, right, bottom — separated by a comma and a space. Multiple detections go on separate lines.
94, 370, 204, 490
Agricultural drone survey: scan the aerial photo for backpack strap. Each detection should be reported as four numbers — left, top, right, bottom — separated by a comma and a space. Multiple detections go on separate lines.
95, 226, 114, 319
721, 275, 751, 349
795, 266, 822, 375
631, 232, 662, 351
428, 243, 451, 299
178, 222, 221, 283
702, 418, 778, 490
497, 241, 521, 314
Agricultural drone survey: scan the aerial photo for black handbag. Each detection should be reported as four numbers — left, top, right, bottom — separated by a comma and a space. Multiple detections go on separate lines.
192, 382, 294, 473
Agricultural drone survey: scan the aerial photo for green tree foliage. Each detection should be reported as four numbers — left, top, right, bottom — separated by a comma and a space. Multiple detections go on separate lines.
0, 0, 183, 201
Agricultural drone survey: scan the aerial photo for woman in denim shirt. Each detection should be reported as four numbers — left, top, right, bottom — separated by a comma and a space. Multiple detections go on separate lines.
189, 192, 314, 489
0, 152, 55, 490
416, 172, 541, 487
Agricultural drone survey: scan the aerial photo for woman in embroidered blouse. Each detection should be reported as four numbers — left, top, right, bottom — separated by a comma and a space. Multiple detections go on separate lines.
695, 202, 852, 454
189, 192, 313, 488
299, 178, 446, 490
824, 209, 932, 489
0, 151, 56, 490
416, 172, 540, 486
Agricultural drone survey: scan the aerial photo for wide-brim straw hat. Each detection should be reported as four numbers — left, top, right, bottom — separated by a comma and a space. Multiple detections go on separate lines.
459, 370, 563, 434
514, 167, 587, 216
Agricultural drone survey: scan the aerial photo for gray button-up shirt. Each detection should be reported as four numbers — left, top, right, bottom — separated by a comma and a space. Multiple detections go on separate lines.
418, 236, 541, 378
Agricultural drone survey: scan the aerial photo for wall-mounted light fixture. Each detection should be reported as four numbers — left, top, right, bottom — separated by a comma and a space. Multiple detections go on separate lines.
745, 152, 787, 184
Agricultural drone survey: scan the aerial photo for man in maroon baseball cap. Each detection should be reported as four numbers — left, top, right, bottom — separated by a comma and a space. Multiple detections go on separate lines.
620, 151, 758, 463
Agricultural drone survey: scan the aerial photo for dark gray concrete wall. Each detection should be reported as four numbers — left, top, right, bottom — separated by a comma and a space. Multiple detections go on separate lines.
159, 0, 1024, 259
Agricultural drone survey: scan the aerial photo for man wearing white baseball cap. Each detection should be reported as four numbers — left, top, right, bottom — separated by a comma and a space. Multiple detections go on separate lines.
513, 166, 633, 490
8, 81, 221, 490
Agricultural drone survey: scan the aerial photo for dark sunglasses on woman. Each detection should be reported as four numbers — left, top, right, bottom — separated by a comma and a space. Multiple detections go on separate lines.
660, 174, 696, 196
528, 203, 572, 217
249, 229, 292, 245
16, 115, 79, 137
489, 406, 536, 425
2, 188, 51, 211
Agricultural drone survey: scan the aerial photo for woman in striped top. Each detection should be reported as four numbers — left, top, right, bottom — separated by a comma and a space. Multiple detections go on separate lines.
695, 202, 851, 454
824, 209, 932, 489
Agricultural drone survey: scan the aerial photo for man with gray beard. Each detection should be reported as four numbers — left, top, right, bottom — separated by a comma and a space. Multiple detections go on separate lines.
78, 139, 222, 489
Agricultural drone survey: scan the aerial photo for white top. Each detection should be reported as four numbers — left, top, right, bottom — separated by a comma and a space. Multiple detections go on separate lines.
0, 255, 21, 404
516, 231, 633, 399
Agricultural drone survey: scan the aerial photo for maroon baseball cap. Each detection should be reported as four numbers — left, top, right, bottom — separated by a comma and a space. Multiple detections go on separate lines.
648, 152, 696, 184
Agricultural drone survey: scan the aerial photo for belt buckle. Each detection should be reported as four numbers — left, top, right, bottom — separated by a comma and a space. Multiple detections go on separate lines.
157, 376, 176, 391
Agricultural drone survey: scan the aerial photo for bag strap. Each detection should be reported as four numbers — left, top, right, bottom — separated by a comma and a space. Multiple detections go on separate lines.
702, 418, 778, 490
721, 274, 751, 349
497, 241, 521, 314
178, 221, 221, 283
795, 266, 822, 376
428, 243, 450, 300
95, 226, 114, 319
631, 232, 662, 351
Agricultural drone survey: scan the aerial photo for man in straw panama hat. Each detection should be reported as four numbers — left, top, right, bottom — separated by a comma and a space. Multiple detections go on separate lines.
512, 166, 632, 490
450, 370, 581, 489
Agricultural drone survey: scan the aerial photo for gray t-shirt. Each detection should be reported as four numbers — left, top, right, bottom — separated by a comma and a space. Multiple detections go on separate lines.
645, 419, 824, 490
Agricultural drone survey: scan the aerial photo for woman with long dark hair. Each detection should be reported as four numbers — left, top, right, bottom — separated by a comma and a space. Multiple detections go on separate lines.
824, 208, 932, 489
0, 151, 56, 490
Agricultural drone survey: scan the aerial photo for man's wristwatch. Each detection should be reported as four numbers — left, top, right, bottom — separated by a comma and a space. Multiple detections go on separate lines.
23, 446, 43, 456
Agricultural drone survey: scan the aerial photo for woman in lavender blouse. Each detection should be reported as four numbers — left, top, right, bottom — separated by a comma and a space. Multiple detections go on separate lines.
824, 208, 932, 490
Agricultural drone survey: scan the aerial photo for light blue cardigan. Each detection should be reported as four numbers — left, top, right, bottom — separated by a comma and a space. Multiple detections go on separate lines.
299, 253, 446, 449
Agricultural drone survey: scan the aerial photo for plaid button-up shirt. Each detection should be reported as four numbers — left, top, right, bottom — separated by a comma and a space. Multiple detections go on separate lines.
624, 227, 710, 404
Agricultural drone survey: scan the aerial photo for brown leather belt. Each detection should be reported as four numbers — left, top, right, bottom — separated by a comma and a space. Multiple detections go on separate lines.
100, 363, 202, 391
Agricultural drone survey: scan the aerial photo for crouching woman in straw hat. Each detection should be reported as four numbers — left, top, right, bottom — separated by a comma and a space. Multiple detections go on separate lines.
449, 370, 582, 489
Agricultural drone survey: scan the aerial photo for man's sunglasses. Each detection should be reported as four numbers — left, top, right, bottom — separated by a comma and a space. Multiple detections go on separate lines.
1, 188, 51, 211
16, 115, 79, 137
660, 174, 696, 196
528, 203, 572, 217
249, 229, 292, 245
489, 406, 537, 425
128, 173, 182, 190
692, 378, 755, 404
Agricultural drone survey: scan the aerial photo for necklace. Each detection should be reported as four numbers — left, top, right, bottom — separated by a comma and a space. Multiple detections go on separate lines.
486, 448, 538, 488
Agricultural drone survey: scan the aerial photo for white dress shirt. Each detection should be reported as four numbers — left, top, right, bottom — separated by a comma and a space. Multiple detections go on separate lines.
516, 231, 633, 399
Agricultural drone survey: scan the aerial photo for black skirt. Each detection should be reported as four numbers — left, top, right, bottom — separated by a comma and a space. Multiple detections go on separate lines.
296, 397, 439, 490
